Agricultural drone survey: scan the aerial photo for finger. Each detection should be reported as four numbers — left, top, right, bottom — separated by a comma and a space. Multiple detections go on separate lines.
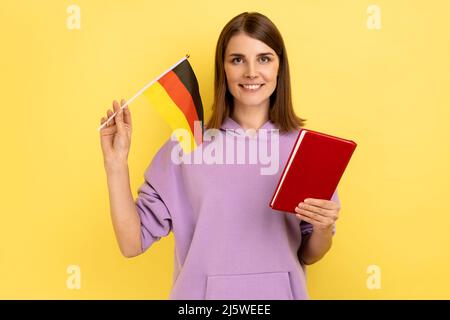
100, 117, 111, 130
295, 207, 327, 223
113, 100, 125, 132
100, 124, 118, 135
297, 202, 329, 217
121, 99, 132, 127
112, 100, 120, 114
303, 205, 338, 223
304, 198, 339, 210
295, 213, 317, 226
106, 109, 115, 126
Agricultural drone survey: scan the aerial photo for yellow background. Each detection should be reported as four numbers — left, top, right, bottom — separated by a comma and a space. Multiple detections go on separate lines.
1, 0, 449, 299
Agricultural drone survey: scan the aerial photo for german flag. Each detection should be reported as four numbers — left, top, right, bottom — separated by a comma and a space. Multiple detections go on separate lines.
142, 57, 203, 153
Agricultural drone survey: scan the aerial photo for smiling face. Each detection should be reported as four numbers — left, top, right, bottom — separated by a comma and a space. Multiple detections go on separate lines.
224, 32, 280, 110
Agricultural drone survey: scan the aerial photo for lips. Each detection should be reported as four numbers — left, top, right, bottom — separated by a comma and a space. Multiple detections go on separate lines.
239, 84, 264, 91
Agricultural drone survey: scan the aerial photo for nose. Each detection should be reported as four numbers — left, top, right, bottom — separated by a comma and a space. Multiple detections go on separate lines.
245, 61, 258, 79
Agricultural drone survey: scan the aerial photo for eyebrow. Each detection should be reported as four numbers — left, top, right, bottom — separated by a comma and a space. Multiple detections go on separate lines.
228, 52, 275, 57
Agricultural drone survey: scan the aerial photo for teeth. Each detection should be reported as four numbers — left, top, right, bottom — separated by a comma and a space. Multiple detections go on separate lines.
242, 84, 262, 90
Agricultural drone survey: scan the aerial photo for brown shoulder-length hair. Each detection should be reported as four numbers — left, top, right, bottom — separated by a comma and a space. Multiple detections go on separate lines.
206, 12, 306, 133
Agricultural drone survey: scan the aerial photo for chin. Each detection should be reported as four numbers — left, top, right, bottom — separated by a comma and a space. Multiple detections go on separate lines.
237, 99, 268, 107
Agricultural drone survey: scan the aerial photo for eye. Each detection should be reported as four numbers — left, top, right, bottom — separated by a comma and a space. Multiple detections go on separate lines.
230, 56, 272, 64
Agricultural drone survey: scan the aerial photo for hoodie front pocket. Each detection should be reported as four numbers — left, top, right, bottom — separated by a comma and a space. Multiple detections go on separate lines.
205, 271, 294, 300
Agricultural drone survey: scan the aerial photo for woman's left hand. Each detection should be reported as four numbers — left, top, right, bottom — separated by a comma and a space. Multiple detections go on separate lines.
294, 198, 340, 233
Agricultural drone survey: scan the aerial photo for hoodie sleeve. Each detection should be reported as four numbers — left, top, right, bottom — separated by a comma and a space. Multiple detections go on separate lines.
300, 189, 340, 236
135, 138, 180, 253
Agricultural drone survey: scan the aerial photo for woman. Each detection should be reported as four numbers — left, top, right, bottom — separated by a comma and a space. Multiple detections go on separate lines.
100, 12, 340, 300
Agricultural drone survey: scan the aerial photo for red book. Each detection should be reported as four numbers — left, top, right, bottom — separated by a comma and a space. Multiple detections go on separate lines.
269, 128, 357, 213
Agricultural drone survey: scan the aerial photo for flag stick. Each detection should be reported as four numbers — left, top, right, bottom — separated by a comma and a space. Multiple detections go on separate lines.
98, 54, 190, 131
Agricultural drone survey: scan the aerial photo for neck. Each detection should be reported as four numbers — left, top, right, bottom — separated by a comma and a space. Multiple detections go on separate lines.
231, 101, 270, 131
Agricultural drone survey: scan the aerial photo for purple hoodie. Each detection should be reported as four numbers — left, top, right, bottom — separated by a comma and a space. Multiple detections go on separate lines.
135, 116, 339, 299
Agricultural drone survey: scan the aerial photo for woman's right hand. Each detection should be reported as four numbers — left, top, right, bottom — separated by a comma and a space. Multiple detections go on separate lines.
100, 99, 132, 168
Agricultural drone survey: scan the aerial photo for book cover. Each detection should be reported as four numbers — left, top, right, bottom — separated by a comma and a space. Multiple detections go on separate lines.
270, 129, 357, 213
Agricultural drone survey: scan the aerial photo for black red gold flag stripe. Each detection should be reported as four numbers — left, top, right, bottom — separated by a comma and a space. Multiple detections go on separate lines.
142, 58, 203, 152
